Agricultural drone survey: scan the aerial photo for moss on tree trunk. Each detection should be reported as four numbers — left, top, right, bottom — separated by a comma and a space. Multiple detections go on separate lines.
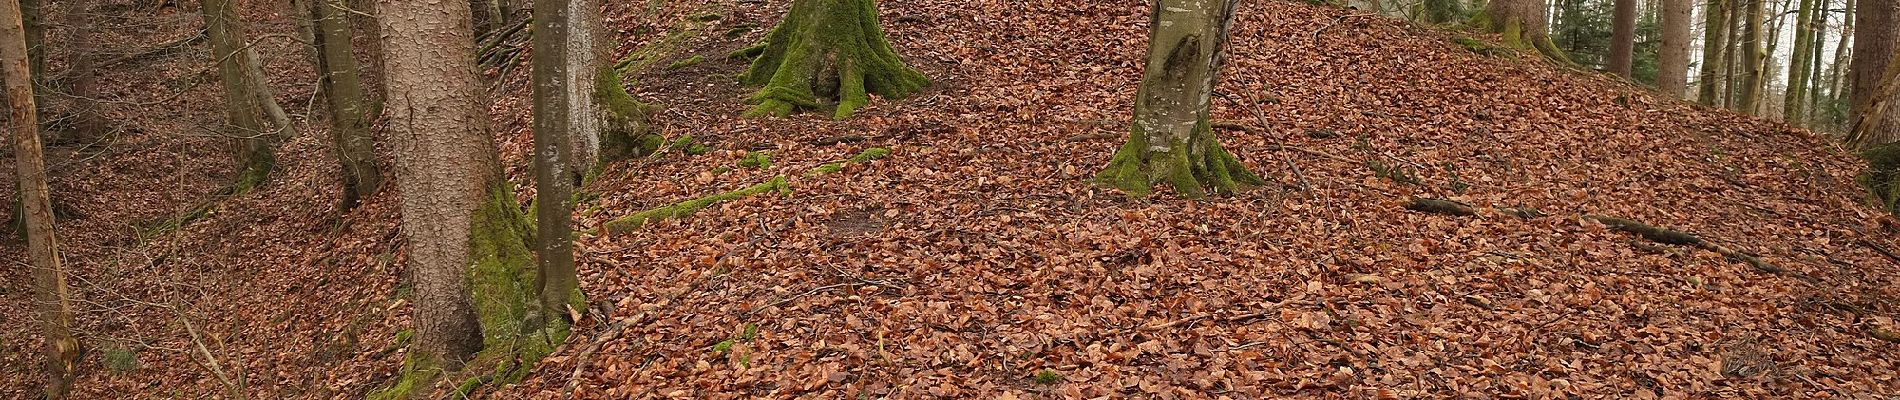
732, 0, 926, 119
596, 64, 661, 164
1095, 0, 1262, 198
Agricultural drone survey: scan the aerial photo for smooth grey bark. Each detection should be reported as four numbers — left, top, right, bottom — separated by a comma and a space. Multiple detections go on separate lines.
530, 0, 595, 325
1658, 0, 1691, 94
312, 0, 382, 209
1097, 0, 1262, 198
202, 0, 278, 191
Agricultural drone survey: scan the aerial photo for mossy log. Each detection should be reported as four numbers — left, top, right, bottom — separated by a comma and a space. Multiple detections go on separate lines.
732, 0, 926, 119
602, 176, 790, 235
804, 147, 889, 177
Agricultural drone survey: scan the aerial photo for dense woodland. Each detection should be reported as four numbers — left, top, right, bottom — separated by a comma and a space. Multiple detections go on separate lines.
3, 0, 1900, 397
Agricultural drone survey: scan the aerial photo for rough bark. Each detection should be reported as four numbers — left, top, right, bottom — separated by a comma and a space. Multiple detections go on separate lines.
1097, 0, 1263, 198
734, 0, 928, 119
313, 0, 382, 209
1699, 0, 1731, 104
377, 0, 498, 368
530, 0, 594, 325
1808, 0, 1830, 123
1829, 0, 1854, 111
2, 0, 79, 395
203, 0, 277, 191
1610, 0, 1638, 77
60, 0, 107, 142
1849, 0, 1900, 146
1474, 0, 1576, 63
1787, 0, 1817, 122
1658, 0, 1691, 94
1739, 0, 1767, 113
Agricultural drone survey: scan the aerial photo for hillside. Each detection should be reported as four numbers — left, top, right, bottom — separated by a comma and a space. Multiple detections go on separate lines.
3, 0, 1898, 398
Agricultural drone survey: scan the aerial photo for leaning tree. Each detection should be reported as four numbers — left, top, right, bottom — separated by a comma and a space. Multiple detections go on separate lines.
1096, 0, 1264, 198
731, 0, 927, 119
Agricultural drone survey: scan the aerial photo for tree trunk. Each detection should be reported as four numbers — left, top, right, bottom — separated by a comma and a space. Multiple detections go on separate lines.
1699, 0, 1731, 104
60, 0, 107, 142
1610, 0, 1638, 76
1097, 0, 1263, 198
1476, 0, 1576, 63
314, 0, 382, 209
733, 0, 928, 119
2, 0, 79, 395
1738, 0, 1766, 113
1658, 0, 1691, 94
1787, 0, 1816, 122
1424, 0, 1463, 23
1807, 0, 1829, 123
203, 0, 278, 191
377, 0, 502, 367
1829, 0, 1855, 114
529, 0, 594, 326
470, 0, 502, 36
1849, 0, 1900, 146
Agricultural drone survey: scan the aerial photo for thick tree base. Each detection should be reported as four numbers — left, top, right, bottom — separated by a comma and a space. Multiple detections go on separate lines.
1095, 122, 1264, 198
597, 65, 661, 165
1468, 12, 1577, 66
733, 0, 926, 119
370, 187, 574, 399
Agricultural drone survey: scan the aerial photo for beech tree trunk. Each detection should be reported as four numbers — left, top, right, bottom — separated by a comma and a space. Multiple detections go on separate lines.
2, 0, 79, 395
1097, 0, 1263, 198
529, 0, 594, 325
1699, 0, 1731, 104
1787, 0, 1817, 122
1478, 0, 1575, 63
1739, 0, 1767, 113
378, 0, 500, 367
203, 0, 278, 191
1658, 0, 1691, 94
1807, 0, 1829, 123
1829, 0, 1854, 112
733, 0, 927, 119
1849, 0, 1900, 146
312, 0, 382, 209
1610, 0, 1637, 77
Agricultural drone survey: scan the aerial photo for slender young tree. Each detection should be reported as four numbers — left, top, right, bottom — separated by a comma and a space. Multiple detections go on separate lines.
378, 0, 516, 367
1610, 0, 1638, 76
731, 0, 928, 119
1097, 0, 1263, 198
1475, 0, 1575, 62
1848, 0, 1899, 146
1658, 0, 1692, 94
528, 0, 593, 325
203, 0, 279, 191
1828, 0, 1855, 110
1808, 0, 1830, 122
1699, 0, 1732, 104
311, 0, 382, 209
1738, 0, 1767, 113
2, 0, 79, 395
1787, 0, 1818, 122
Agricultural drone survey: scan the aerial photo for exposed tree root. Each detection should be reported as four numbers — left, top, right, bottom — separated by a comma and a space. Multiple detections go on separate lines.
602, 177, 790, 235
734, 0, 926, 119
804, 147, 889, 177
1097, 121, 1265, 198
1583, 215, 1816, 284
1404, 198, 1542, 219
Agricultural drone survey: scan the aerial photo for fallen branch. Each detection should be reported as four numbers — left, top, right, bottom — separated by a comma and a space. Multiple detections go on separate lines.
601, 176, 790, 235
1855, 239, 1900, 266
1404, 198, 1542, 219
1585, 215, 1818, 284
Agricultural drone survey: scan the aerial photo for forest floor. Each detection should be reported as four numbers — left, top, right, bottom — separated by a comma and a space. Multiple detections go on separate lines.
3, 0, 1899, 398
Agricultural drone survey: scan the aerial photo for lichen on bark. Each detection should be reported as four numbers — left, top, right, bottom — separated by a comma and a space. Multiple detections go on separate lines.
733, 0, 926, 119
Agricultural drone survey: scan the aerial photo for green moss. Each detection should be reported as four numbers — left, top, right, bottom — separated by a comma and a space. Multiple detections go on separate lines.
380, 184, 574, 398
1033, 369, 1062, 385
603, 176, 790, 235
103, 345, 138, 372
1095, 119, 1263, 198
849, 147, 890, 162
666, 55, 704, 71
232, 159, 272, 195
737, 151, 772, 169
1861, 142, 1900, 214
597, 65, 660, 163
804, 147, 891, 177
736, 0, 927, 119
725, 24, 757, 38
367, 353, 440, 400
